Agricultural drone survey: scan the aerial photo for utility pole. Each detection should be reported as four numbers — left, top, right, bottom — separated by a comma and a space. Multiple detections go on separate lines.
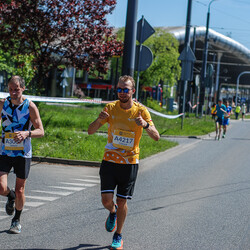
122, 0, 138, 77
178, 0, 195, 129
199, 0, 218, 116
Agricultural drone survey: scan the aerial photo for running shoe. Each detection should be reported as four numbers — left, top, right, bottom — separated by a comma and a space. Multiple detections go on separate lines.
214, 135, 217, 140
105, 204, 117, 232
5, 197, 15, 216
110, 233, 123, 250
222, 134, 225, 138
9, 220, 21, 234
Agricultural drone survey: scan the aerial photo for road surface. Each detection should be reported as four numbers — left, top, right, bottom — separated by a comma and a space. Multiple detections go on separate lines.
0, 119, 249, 249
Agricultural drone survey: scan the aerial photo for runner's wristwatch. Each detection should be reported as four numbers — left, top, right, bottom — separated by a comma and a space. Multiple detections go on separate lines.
143, 123, 150, 129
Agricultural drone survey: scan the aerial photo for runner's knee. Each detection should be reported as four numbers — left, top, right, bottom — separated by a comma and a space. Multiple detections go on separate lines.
101, 193, 114, 207
116, 197, 127, 208
15, 186, 25, 198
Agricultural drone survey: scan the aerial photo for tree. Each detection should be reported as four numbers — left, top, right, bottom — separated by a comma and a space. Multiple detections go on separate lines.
0, 0, 123, 92
0, 48, 36, 91
140, 28, 181, 87
113, 28, 181, 88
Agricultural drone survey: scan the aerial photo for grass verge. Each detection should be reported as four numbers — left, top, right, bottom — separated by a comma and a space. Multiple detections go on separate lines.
31, 102, 214, 162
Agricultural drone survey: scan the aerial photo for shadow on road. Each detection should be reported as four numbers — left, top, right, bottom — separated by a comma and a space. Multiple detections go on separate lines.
0, 229, 9, 234
63, 244, 110, 250
230, 137, 250, 141
8, 244, 110, 250
132, 180, 250, 213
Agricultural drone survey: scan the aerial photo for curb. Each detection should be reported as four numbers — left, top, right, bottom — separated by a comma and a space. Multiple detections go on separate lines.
32, 156, 100, 168
32, 133, 214, 167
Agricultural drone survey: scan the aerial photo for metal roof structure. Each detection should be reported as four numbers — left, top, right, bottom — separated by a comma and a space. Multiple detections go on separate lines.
166, 26, 250, 87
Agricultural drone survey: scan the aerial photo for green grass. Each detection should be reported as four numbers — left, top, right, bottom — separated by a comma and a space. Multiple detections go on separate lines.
154, 113, 215, 136
32, 127, 177, 162
31, 102, 214, 162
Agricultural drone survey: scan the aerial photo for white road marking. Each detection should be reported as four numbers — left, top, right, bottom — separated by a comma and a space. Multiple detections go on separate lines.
0, 175, 98, 217
81, 175, 99, 179
0, 215, 9, 220
25, 201, 44, 207
73, 179, 100, 184
49, 186, 85, 191
31, 190, 73, 196
25, 195, 59, 201
60, 182, 96, 187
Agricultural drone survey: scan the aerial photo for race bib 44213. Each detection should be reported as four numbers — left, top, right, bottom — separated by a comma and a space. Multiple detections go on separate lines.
112, 129, 135, 150
4, 132, 24, 151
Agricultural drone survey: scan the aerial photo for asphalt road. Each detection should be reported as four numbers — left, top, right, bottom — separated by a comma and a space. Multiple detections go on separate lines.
0, 119, 249, 250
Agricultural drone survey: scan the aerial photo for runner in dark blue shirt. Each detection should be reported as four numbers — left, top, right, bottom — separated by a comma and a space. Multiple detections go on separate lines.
215, 99, 227, 140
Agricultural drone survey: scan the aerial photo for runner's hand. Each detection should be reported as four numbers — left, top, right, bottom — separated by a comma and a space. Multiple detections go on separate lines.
98, 107, 109, 120
14, 131, 28, 143
135, 111, 147, 127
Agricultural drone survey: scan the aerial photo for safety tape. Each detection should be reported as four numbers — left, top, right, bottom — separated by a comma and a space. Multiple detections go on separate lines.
0, 92, 183, 119
147, 107, 184, 119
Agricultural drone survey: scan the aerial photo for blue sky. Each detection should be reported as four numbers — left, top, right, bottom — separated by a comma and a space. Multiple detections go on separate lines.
107, 0, 250, 50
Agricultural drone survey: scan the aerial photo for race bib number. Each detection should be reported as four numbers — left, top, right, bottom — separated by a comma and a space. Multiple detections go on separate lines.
113, 129, 135, 150
4, 132, 24, 151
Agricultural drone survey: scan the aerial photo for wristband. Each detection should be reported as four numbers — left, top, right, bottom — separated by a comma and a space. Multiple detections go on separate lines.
143, 122, 150, 129
28, 131, 31, 137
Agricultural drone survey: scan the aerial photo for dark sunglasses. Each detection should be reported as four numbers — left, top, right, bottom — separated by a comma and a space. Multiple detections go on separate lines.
117, 88, 132, 93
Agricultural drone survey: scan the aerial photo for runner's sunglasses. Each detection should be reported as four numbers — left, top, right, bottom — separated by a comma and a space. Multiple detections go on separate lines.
117, 88, 132, 93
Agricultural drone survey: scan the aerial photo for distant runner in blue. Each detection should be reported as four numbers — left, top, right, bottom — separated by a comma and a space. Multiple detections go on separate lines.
215, 99, 227, 140
222, 101, 232, 138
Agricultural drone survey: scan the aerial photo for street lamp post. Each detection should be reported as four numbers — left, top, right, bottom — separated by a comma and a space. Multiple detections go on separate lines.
236, 71, 250, 106
199, 0, 218, 116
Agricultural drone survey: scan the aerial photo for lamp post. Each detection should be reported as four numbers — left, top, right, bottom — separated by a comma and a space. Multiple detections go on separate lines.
236, 71, 250, 106
199, 0, 218, 116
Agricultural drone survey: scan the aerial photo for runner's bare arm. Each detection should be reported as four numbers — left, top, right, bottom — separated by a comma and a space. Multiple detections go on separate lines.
135, 112, 160, 141
0, 98, 5, 120
29, 101, 44, 138
144, 125, 160, 141
14, 101, 44, 142
88, 107, 109, 135
0, 99, 4, 138
220, 108, 227, 113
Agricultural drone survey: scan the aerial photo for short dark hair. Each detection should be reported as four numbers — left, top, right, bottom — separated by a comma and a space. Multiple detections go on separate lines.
8, 75, 25, 88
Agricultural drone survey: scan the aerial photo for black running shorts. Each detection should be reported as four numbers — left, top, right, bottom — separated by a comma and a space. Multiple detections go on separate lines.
0, 155, 31, 179
99, 160, 139, 199
216, 117, 224, 125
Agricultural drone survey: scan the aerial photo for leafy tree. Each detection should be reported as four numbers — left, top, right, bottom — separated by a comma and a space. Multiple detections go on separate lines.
0, 49, 36, 91
0, 0, 123, 92
140, 28, 181, 87
112, 28, 180, 89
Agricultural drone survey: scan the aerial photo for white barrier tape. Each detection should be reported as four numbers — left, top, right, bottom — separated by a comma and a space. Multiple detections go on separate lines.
146, 107, 183, 119
0, 92, 110, 104
0, 92, 183, 119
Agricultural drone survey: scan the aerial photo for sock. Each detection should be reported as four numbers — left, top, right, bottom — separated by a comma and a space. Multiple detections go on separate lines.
7, 189, 15, 201
12, 209, 22, 222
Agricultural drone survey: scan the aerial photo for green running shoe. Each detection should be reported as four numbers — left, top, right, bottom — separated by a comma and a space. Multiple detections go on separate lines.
105, 205, 117, 232
110, 233, 123, 250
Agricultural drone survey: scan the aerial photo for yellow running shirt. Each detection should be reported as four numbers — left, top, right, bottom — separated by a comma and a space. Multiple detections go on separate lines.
100, 100, 154, 164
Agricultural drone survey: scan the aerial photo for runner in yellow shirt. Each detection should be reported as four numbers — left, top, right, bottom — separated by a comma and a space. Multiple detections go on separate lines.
88, 75, 160, 249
